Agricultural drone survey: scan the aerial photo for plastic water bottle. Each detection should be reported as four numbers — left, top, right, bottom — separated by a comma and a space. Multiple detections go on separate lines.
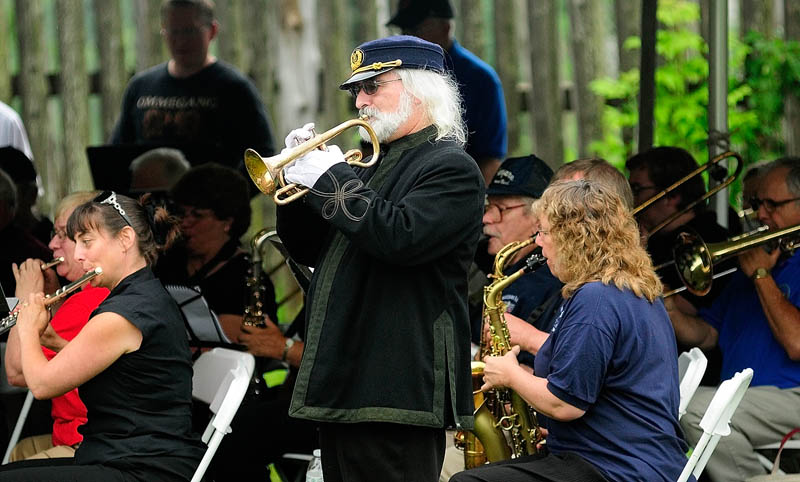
305, 449, 324, 482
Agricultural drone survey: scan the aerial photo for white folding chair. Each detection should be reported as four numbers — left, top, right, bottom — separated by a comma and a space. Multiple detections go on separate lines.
678, 347, 708, 420
755, 428, 800, 475
190, 348, 255, 482
0, 341, 32, 465
677, 368, 754, 482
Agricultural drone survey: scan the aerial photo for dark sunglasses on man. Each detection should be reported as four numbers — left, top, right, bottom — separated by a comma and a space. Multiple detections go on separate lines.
347, 78, 402, 98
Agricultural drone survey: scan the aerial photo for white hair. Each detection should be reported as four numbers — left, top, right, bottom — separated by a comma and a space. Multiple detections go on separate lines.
396, 68, 467, 145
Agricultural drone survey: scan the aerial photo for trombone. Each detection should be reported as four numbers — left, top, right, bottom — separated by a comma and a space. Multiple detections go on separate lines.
634, 151, 743, 239
670, 223, 800, 297
244, 115, 381, 205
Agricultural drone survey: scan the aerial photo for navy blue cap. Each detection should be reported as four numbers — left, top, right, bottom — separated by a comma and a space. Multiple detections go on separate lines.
487, 155, 553, 199
340, 35, 445, 88
387, 0, 454, 29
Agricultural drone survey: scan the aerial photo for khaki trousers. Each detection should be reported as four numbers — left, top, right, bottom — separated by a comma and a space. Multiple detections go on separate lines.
8, 434, 77, 462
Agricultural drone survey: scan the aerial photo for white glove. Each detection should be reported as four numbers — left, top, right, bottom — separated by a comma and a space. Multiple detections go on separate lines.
284, 122, 316, 149
284, 145, 345, 188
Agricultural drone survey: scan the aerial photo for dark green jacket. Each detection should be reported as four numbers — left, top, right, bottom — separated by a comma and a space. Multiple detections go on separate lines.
276, 126, 484, 430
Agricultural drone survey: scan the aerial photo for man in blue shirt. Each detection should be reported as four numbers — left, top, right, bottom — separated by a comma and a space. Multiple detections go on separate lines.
387, 0, 508, 185
666, 157, 800, 481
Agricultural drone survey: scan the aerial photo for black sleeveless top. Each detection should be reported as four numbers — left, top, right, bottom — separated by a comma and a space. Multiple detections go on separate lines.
75, 267, 204, 481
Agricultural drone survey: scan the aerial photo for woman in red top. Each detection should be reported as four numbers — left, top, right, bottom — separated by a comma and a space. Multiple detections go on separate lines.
4, 191, 110, 460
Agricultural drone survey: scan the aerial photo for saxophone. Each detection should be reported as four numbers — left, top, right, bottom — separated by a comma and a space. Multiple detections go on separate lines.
242, 228, 274, 328
454, 237, 546, 468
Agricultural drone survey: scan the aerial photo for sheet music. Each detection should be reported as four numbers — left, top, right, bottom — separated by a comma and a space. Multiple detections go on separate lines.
165, 285, 232, 344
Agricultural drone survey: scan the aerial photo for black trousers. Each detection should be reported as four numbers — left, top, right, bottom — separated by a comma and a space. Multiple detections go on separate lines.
0, 458, 136, 482
450, 451, 609, 482
319, 422, 446, 482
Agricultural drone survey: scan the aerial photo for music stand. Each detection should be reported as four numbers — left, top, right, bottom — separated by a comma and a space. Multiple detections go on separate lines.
165, 285, 241, 351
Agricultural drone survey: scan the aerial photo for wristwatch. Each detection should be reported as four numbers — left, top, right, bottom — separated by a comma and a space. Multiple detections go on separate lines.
282, 337, 295, 362
751, 267, 770, 281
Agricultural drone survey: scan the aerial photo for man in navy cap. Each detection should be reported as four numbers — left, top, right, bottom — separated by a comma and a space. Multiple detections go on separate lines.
275, 35, 485, 481
387, 0, 508, 186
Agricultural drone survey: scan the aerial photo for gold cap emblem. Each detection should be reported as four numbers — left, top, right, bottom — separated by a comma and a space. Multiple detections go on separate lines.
350, 49, 364, 72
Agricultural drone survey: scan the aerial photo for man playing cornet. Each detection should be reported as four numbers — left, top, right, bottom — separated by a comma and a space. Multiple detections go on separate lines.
275, 36, 484, 481
666, 157, 800, 481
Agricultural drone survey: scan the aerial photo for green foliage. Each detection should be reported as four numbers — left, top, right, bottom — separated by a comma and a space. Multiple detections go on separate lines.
589, 0, 799, 207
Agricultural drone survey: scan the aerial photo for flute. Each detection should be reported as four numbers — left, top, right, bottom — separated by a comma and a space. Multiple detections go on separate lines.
40, 257, 65, 271
0, 267, 102, 336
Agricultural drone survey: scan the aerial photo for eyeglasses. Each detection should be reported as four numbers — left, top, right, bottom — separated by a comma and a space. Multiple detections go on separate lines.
161, 25, 208, 38
630, 183, 658, 197
749, 196, 800, 213
347, 78, 402, 98
177, 206, 215, 220
94, 191, 133, 227
51, 227, 67, 241
484, 203, 527, 221
536, 230, 550, 238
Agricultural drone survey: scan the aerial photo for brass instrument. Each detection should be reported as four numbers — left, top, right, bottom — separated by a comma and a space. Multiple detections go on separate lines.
0, 267, 102, 336
242, 228, 273, 328
244, 116, 381, 205
634, 151, 743, 239
672, 223, 800, 296
454, 237, 545, 467
40, 257, 64, 271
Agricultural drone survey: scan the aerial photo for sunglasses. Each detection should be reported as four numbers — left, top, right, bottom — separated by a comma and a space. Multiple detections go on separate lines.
347, 78, 402, 98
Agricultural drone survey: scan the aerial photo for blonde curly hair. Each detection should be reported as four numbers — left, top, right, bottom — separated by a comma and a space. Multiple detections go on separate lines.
533, 179, 662, 301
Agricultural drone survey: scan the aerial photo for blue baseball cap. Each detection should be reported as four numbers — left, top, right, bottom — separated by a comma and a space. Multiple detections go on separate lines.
340, 35, 445, 88
387, 0, 454, 29
487, 155, 553, 199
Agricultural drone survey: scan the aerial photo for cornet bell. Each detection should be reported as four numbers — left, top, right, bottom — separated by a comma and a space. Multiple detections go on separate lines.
244, 148, 278, 196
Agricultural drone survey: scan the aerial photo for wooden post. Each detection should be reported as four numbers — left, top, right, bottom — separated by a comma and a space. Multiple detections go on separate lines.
317, 0, 352, 130
567, 0, 606, 158
494, 0, 519, 154
527, 0, 563, 168
457, 0, 487, 61
15, 0, 52, 198
56, 0, 92, 196
354, 0, 379, 45
135, 0, 165, 73
785, 0, 800, 156
215, 1, 243, 67
614, 0, 640, 159
0, 0, 10, 103
93, 0, 127, 142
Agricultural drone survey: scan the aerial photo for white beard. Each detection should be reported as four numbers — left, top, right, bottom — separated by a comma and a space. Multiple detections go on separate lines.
358, 91, 413, 143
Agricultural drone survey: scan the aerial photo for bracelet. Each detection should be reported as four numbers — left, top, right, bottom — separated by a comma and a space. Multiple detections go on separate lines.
282, 337, 295, 362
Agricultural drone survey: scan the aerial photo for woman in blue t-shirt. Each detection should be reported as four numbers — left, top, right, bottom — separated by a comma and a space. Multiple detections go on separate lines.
452, 180, 690, 482
1, 191, 204, 482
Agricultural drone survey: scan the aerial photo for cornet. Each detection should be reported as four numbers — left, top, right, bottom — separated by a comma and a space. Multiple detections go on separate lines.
244, 116, 381, 205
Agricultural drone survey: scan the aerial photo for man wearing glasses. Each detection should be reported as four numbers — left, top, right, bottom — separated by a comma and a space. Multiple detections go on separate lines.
275, 36, 484, 481
111, 0, 275, 173
477, 155, 562, 343
666, 157, 800, 481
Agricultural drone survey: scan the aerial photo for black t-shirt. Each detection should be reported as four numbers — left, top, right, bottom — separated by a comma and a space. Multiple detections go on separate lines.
111, 61, 275, 170
75, 267, 204, 481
